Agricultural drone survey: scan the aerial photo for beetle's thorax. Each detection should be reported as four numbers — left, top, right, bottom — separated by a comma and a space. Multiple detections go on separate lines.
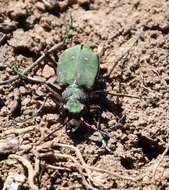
62, 84, 86, 114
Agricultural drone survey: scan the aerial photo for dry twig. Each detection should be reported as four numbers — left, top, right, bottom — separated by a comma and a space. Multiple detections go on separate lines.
53, 142, 136, 181
53, 152, 97, 190
36, 140, 136, 186
152, 144, 169, 181
0, 34, 6, 45
0, 43, 63, 85
9, 154, 40, 190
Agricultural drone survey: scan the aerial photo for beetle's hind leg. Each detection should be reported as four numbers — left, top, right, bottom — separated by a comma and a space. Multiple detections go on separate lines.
13, 63, 62, 99
81, 105, 112, 151
0, 43, 63, 86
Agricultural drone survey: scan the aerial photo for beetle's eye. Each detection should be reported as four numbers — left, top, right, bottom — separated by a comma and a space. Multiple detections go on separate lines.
80, 104, 84, 110
63, 104, 67, 109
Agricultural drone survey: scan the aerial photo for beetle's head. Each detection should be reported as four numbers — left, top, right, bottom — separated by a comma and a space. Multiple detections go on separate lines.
64, 98, 84, 114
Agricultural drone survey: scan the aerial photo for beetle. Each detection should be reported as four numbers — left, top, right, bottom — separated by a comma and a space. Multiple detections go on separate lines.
4, 39, 142, 143
11, 43, 105, 137
57, 44, 99, 114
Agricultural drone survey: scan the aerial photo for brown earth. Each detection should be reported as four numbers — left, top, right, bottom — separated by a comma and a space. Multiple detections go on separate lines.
0, 0, 169, 189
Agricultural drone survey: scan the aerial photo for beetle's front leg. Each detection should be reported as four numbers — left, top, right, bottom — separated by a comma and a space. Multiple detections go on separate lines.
32, 92, 61, 116
88, 104, 102, 128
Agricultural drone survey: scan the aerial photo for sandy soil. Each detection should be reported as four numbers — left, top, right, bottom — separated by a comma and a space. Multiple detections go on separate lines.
0, 0, 169, 189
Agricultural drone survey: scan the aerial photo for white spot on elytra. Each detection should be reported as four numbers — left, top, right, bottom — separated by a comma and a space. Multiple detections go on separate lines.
71, 55, 75, 60
84, 57, 89, 62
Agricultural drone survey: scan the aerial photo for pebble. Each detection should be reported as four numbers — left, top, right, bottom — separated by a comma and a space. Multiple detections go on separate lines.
19, 86, 27, 95
78, 0, 90, 6
20, 144, 32, 152
0, 136, 19, 154
22, 97, 31, 106
36, 2, 46, 11
41, 64, 55, 78
8, 2, 27, 20
42, 0, 59, 10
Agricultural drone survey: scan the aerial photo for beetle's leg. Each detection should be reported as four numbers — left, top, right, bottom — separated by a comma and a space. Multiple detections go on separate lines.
13, 64, 64, 117
0, 15, 73, 86
0, 34, 6, 45
0, 43, 63, 86
41, 118, 69, 143
33, 93, 51, 116
13, 64, 63, 102
91, 90, 149, 100
105, 30, 144, 78
80, 117, 112, 152
88, 105, 102, 129
88, 104, 113, 139
33, 90, 63, 117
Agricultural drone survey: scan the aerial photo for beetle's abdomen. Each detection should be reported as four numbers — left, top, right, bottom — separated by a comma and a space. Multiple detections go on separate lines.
57, 45, 99, 88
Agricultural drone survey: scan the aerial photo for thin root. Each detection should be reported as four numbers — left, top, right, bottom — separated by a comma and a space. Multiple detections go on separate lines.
3, 125, 36, 135
152, 144, 169, 182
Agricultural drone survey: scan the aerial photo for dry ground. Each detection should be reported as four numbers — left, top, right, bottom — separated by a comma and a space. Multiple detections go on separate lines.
0, 0, 169, 189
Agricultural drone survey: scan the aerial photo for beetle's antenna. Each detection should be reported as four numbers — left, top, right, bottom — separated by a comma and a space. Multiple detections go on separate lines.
62, 14, 73, 45
12, 63, 63, 102
40, 118, 70, 143
0, 42, 63, 85
90, 90, 149, 100
80, 44, 84, 49
80, 117, 112, 152
105, 29, 144, 78
0, 15, 72, 86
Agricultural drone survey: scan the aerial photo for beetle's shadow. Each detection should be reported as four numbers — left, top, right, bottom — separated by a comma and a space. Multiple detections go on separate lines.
66, 76, 124, 145
92, 79, 123, 114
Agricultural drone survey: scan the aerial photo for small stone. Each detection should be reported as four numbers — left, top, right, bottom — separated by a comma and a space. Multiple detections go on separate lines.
42, 0, 59, 10
58, 1, 68, 11
19, 86, 27, 95
35, 2, 46, 11
0, 106, 8, 116
2, 172, 25, 190
8, 2, 27, 20
44, 114, 59, 124
142, 185, 156, 190
22, 97, 31, 106
20, 144, 32, 152
78, 0, 90, 6
142, 176, 150, 183
0, 136, 19, 154
41, 64, 55, 78
22, 133, 31, 140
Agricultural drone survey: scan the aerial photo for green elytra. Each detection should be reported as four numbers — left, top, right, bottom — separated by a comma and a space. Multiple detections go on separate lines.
57, 44, 99, 113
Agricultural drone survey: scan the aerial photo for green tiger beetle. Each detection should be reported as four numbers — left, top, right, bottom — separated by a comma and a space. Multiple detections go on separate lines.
35, 40, 142, 144
0, 29, 143, 147
57, 44, 105, 140
58, 44, 98, 114
56, 42, 142, 132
